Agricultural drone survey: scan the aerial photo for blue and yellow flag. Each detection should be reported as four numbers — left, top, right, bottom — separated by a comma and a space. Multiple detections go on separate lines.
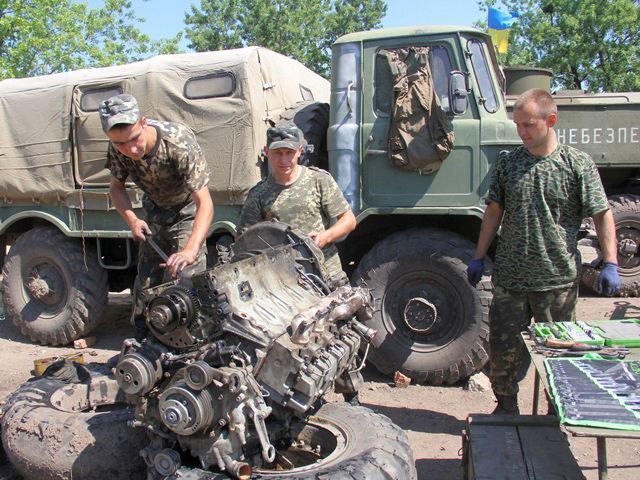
488, 7, 519, 54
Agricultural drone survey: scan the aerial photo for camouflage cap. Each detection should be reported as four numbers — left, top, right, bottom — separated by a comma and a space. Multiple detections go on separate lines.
267, 127, 303, 150
99, 94, 141, 132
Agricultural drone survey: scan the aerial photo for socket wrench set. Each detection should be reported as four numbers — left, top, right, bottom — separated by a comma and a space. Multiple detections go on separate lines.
534, 319, 640, 347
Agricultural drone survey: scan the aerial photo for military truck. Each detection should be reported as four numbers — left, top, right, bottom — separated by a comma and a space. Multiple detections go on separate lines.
10, 25, 630, 386
503, 67, 640, 297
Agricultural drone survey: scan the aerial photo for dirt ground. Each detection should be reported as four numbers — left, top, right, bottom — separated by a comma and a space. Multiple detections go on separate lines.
1, 288, 639, 479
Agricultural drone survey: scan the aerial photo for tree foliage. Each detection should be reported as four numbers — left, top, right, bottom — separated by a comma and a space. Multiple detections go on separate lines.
478, 1, 640, 92
0, 0, 180, 80
184, 0, 387, 77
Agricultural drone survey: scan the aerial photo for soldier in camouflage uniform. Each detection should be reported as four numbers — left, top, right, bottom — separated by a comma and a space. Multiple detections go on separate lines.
237, 126, 360, 404
237, 126, 356, 288
466, 88, 620, 414
100, 94, 214, 335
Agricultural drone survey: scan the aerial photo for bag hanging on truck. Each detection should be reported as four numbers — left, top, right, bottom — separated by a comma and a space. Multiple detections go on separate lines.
379, 46, 454, 174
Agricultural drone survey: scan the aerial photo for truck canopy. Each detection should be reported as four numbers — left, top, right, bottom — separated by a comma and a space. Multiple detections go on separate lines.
0, 47, 329, 205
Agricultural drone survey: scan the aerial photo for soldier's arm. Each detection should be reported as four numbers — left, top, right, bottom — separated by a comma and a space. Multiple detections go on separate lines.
473, 201, 503, 259
166, 185, 214, 277
592, 209, 617, 264
109, 177, 150, 241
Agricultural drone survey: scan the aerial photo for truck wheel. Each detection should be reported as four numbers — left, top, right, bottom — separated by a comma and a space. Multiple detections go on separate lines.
1, 227, 108, 345
277, 101, 330, 170
581, 194, 640, 297
170, 403, 416, 480
1, 366, 147, 480
352, 228, 491, 385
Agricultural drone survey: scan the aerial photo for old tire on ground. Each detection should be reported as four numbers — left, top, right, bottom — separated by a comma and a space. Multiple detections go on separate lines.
2, 227, 108, 345
352, 228, 491, 385
276, 101, 330, 170
173, 402, 416, 480
1, 366, 147, 480
581, 194, 640, 297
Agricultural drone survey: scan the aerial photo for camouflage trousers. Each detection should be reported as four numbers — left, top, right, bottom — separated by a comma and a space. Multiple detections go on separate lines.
131, 197, 207, 328
489, 282, 578, 396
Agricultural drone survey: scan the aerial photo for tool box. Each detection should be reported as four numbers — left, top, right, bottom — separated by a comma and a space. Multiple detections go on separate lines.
533, 321, 605, 346
586, 319, 640, 347
461, 414, 585, 479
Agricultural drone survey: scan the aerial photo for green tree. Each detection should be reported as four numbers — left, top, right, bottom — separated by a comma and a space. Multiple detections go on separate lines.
184, 0, 387, 77
0, 0, 180, 80
478, 1, 640, 92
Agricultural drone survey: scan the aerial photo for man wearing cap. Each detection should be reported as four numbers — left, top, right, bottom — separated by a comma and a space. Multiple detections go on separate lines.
237, 126, 359, 404
237, 126, 356, 288
100, 94, 214, 334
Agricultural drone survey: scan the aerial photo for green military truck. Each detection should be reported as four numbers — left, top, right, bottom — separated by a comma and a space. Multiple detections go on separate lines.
503, 66, 640, 298
3, 26, 634, 385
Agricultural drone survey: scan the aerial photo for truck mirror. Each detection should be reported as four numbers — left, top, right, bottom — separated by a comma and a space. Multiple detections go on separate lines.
449, 71, 469, 115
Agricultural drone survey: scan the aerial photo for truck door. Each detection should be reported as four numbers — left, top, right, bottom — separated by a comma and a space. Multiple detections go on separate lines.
360, 38, 481, 208
72, 84, 124, 186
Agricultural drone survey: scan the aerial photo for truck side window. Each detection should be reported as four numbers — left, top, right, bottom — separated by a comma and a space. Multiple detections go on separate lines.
468, 39, 498, 113
300, 85, 314, 101
374, 45, 453, 115
184, 72, 235, 99
80, 87, 123, 111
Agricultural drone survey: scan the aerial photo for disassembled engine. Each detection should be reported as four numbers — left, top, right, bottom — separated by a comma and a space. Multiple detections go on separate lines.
114, 224, 374, 478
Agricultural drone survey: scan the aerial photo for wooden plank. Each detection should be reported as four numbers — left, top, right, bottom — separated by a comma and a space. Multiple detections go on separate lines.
468, 424, 528, 480
518, 425, 585, 479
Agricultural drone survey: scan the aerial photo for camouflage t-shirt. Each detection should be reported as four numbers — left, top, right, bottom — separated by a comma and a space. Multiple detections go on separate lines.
487, 144, 609, 291
105, 120, 210, 207
237, 166, 351, 278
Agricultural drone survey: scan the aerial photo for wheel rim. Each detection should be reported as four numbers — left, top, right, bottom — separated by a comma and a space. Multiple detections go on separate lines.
22, 258, 68, 313
616, 218, 640, 276
254, 415, 346, 473
381, 269, 464, 352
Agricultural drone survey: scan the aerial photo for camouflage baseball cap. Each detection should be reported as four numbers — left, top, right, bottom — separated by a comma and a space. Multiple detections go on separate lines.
267, 127, 303, 150
99, 94, 140, 132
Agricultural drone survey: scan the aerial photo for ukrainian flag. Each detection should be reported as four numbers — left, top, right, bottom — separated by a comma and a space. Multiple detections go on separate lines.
488, 7, 519, 54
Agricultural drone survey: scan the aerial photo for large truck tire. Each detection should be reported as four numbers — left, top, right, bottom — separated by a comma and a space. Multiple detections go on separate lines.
352, 228, 491, 385
169, 403, 416, 480
276, 101, 330, 170
1, 227, 108, 345
581, 194, 640, 297
1, 366, 147, 480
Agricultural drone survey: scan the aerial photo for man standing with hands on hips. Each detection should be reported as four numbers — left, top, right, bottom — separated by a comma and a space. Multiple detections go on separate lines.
100, 94, 214, 337
466, 88, 620, 415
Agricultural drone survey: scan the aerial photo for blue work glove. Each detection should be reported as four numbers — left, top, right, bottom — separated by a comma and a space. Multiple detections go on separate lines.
597, 262, 621, 296
467, 258, 485, 287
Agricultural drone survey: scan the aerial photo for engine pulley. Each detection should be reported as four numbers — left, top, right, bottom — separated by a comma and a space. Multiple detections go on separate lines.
158, 380, 214, 436
147, 285, 200, 334
115, 351, 163, 396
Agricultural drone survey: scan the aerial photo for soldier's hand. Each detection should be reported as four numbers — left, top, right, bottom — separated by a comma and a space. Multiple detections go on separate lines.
309, 231, 331, 249
466, 258, 485, 287
131, 220, 151, 242
597, 262, 621, 296
165, 248, 198, 278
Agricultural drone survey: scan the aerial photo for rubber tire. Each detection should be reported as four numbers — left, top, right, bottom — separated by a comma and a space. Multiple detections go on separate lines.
276, 101, 330, 170
1, 368, 148, 480
172, 403, 416, 480
581, 194, 640, 297
2, 227, 108, 345
352, 228, 491, 385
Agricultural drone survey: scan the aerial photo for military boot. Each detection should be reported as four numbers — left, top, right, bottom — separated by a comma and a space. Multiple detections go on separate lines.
492, 394, 520, 415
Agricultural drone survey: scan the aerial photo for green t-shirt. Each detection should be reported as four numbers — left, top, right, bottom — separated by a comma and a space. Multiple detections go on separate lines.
487, 144, 609, 291
237, 166, 350, 278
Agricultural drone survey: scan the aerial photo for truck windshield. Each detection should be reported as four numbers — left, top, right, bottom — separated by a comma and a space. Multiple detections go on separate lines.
467, 38, 499, 113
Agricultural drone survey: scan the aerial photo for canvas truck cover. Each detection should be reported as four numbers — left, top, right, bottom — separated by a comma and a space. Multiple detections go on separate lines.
0, 47, 329, 205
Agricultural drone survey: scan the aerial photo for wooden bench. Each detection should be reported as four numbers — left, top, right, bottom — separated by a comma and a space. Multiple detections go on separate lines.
462, 414, 585, 479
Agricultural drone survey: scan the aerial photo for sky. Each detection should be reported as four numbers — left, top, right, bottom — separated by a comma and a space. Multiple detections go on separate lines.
84, 0, 485, 43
